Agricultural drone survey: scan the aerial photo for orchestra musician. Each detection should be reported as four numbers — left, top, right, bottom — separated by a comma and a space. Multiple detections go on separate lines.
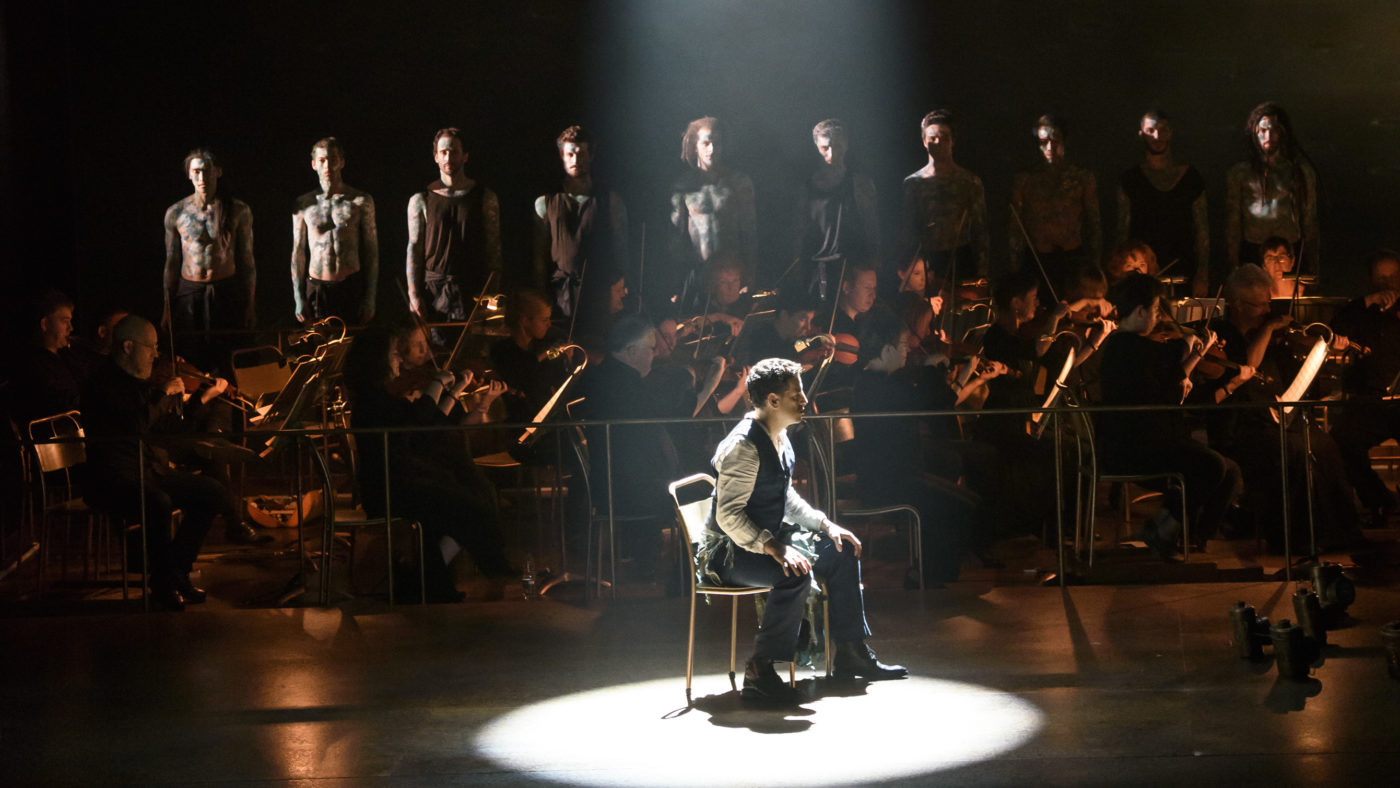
1260, 236, 1304, 298
851, 307, 989, 585
81, 315, 258, 610
1205, 264, 1361, 551
343, 325, 517, 603
1329, 249, 1400, 523
1097, 273, 1241, 558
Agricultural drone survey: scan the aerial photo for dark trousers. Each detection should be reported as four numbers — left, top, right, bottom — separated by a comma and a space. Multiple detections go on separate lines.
89, 471, 233, 590
307, 275, 364, 323
395, 478, 512, 595
716, 535, 871, 661
1223, 423, 1359, 549
174, 278, 246, 374
1104, 437, 1241, 541
1330, 399, 1400, 511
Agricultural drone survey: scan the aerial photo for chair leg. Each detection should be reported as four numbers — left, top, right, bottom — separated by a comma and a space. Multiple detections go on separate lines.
823, 595, 832, 677
1178, 479, 1190, 561
687, 591, 698, 704
729, 596, 739, 691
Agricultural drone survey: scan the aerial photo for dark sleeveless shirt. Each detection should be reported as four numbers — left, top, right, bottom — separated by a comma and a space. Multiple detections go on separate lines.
423, 184, 489, 290
1120, 166, 1205, 275
545, 191, 616, 277
801, 171, 868, 264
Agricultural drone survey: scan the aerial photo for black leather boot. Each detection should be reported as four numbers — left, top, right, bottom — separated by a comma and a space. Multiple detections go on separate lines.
833, 641, 907, 680
741, 658, 802, 704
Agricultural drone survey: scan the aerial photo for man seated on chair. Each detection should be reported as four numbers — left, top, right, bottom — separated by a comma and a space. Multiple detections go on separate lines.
700, 358, 906, 704
80, 315, 251, 610
1098, 273, 1241, 559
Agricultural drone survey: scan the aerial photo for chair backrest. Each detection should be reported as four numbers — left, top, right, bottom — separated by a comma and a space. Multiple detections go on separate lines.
28, 410, 85, 473
667, 473, 716, 557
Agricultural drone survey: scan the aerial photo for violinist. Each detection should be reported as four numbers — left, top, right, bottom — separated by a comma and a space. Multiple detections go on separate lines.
343, 325, 516, 603
833, 259, 879, 337
81, 316, 261, 610
1207, 264, 1361, 551
489, 289, 567, 428
675, 254, 751, 339
735, 287, 818, 367
1097, 273, 1241, 558
392, 322, 505, 423
851, 308, 982, 585
974, 269, 1065, 535
1329, 250, 1400, 522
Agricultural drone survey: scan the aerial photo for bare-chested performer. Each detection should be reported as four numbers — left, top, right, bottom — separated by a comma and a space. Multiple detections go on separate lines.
1226, 103, 1319, 275
1116, 110, 1210, 297
406, 128, 502, 325
533, 125, 628, 320
901, 109, 989, 291
667, 117, 757, 315
1008, 115, 1100, 301
793, 118, 879, 304
291, 137, 378, 324
163, 149, 255, 372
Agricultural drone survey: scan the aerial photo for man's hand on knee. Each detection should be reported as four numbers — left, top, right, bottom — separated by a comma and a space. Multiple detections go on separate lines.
764, 538, 811, 576
824, 521, 862, 558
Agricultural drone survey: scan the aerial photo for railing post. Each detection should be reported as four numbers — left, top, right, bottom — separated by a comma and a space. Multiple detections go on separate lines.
1278, 404, 1292, 583
138, 437, 149, 613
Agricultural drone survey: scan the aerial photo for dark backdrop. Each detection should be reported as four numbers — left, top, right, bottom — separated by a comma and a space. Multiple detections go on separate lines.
6, 0, 1400, 343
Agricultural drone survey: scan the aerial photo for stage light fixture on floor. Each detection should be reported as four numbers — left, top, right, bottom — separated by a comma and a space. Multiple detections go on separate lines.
1229, 600, 1271, 660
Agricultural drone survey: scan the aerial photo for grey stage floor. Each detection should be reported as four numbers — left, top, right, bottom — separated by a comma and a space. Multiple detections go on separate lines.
3, 575, 1400, 787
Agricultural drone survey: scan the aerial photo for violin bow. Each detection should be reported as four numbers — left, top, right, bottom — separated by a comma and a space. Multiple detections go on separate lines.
567, 258, 587, 344
162, 287, 185, 418
824, 258, 849, 334
444, 269, 497, 371
395, 278, 441, 371
940, 209, 970, 341
1009, 202, 1059, 304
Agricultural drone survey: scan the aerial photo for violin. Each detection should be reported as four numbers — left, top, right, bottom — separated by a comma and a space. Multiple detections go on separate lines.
796, 332, 860, 365
149, 355, 255, 411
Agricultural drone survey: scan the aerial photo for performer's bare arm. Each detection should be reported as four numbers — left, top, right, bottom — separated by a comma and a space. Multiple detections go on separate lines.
483, 189, 503, 280
1300, 161, 1320, 272
1225, 165, 1245, 267
359, 194, 379, 321
532, 195, 551, 289
970, 177, 990, 277
1082, 171, 1102, 266
406, 192, 427, 315
291, 209, 310, 322
1191, 193, 1210, 296
610, 193, 630, 275
233, 203, 256, 327
162, 203, 184, 325
1008, 173, 1028, 262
